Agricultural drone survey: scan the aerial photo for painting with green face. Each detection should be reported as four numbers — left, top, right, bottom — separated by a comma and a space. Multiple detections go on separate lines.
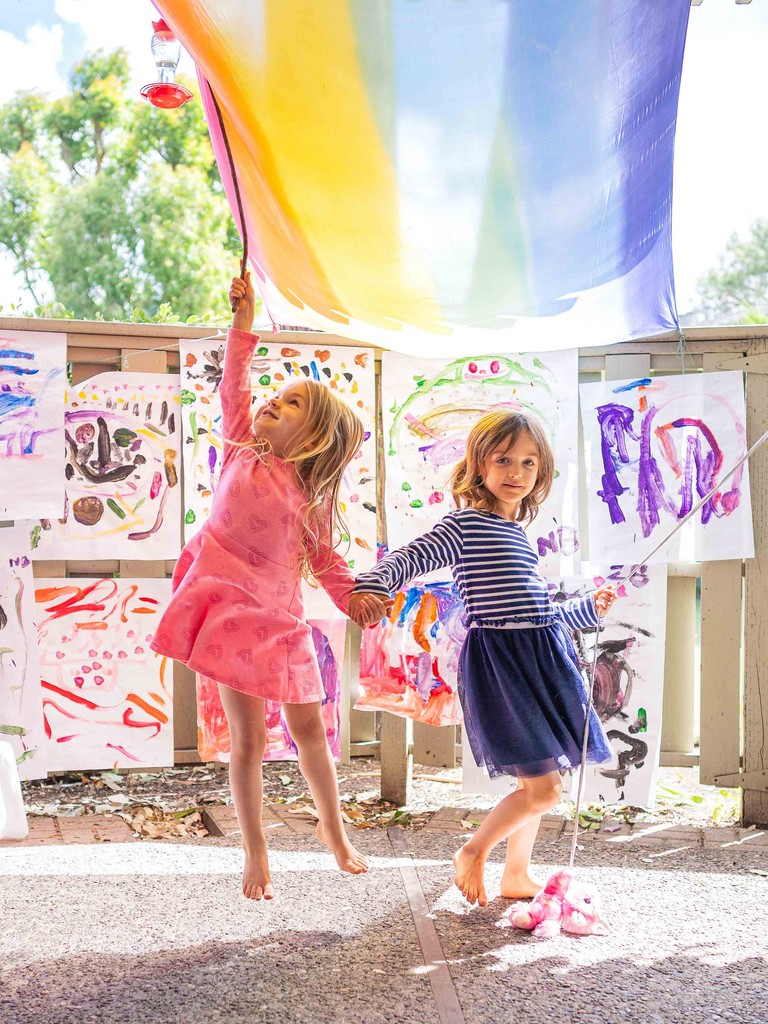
382, 349, 581, 579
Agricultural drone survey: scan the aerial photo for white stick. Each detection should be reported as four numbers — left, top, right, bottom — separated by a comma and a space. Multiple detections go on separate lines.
615, 424, 768, 591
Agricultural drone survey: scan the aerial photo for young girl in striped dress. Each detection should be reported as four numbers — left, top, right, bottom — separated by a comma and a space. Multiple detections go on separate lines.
349, 410, 616, 908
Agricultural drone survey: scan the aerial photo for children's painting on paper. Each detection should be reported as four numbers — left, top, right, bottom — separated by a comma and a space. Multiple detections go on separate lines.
382, 350, 580, 577
179, 338, 377, 572
31, 374, 182, 560
0, 528, 46, 780
35, 578, 174, 771
0, 330, 66, 520
356, 577, 464, 726
580, 371, 754, 564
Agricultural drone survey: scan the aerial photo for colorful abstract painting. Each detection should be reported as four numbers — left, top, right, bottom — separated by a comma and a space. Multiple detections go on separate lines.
553, 564, 668, 808
35, 578, 174, 771
382, 349, 580, 577
30, 373, 182, 560
0, 329, 66, 520
196, 618, 347, 762
0, 527, 46, 781
156, 0, 686, 354
356, 578, 464, 726
179, 336, 376, 571
580, 371, 754, 564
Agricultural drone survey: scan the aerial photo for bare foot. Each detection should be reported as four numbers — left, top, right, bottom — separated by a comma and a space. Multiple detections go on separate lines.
452, 844, 488, 907
499, 871, 544, 900
316, 821, 368, 874
242, 844, 274, 900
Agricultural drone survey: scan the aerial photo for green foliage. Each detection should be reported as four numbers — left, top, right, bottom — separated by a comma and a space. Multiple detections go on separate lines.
694, 219, 768, 326
0, 49, 249, 325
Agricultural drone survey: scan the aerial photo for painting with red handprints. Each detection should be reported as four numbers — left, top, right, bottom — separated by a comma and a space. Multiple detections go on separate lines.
35, 578, 174, 771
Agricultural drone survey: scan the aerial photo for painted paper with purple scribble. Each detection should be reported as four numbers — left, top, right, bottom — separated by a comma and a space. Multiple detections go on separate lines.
29, 373, 182, 560
551, 564, 667, 808
356, 578, 465, 726
382, 349, 580, 578
35, 578, 174, 771
0, 330, 66, 519
0, 527, 47, 780
178, 337, 376, 572
580, 372, 754, 563
196, 618, 347, 762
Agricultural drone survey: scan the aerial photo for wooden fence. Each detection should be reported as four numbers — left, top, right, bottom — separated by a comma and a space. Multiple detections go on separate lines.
2, 316, 766, 827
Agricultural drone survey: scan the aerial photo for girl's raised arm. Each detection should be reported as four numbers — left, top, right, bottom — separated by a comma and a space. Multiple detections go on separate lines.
221, 274, 260, 459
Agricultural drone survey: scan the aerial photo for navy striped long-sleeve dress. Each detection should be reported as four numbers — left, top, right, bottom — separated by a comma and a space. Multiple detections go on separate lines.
353, 508, 613, 778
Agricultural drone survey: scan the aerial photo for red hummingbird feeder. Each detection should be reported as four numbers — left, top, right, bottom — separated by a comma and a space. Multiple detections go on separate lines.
140, 19, 193, 109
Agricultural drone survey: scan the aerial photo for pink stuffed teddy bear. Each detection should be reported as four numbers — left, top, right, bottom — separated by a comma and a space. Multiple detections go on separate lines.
505, 868, 608, 938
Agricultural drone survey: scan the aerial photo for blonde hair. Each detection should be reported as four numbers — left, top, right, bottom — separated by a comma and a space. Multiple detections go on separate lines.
450, 411, 554, 526
233, 380, 364, 580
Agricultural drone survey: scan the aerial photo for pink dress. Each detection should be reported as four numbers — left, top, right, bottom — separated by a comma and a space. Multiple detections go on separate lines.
149, 328, 355, 703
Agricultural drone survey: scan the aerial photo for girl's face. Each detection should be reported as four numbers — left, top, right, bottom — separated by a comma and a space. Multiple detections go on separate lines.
481, 431, 540, 521
253, 384, 311, 458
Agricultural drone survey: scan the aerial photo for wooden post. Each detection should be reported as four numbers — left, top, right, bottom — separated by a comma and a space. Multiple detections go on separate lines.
660, 575, 696, 755
699, 353, 743, 785
743, 341, 768, 826
372, 364, 414, 798
413, 722, 457, 767
380, 713, 413, 805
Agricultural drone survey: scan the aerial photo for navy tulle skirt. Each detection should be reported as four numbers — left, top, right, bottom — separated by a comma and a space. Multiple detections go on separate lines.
458, 621, 613, 779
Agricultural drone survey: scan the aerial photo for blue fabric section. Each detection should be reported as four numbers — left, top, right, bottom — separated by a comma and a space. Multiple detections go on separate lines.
459, 623, 613, 779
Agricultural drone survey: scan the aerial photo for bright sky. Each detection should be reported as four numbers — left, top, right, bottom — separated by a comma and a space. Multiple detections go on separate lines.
0, 0, 766, 319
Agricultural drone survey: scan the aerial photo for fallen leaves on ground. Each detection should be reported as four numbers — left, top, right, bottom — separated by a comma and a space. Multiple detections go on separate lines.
280, 794, 430, 830
116, 805, 209, 840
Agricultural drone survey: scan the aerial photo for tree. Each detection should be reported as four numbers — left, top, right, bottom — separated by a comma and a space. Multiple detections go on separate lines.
0, 49, 244, 322
694, 219, 768, 326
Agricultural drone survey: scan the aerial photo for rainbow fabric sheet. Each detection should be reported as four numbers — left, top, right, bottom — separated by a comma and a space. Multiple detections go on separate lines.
156, 1, 689, 354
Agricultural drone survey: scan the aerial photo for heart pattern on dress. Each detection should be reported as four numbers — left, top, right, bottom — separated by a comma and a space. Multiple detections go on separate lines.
236, 649, 253, 665
248, 548, 267, 569
223, 618, 240, 633
221, 509, 233, 528
252, 627, 268, 643
206, 644, 222, 661
249, 514, 268, 533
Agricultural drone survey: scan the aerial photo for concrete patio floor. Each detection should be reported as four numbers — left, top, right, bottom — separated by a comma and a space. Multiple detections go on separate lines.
2, 810, 767, 1024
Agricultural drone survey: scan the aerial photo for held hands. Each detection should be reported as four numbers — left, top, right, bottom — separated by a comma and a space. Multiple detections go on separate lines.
349, 592, 393, 629
593, 585, 617, 618
229, 271, 256, 334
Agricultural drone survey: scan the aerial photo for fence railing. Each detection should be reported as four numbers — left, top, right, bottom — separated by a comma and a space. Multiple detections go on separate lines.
2, 316, 766, 826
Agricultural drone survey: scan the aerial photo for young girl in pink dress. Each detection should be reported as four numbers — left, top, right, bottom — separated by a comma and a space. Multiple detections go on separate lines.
151, 273, 387, 900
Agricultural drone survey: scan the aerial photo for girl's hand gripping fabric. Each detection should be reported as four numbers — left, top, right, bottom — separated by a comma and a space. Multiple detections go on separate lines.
230, 272, 257, 334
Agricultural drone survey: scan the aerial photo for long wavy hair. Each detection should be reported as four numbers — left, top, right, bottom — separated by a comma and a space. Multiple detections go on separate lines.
234, 380, 365, 581
450, 410, 555, 526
